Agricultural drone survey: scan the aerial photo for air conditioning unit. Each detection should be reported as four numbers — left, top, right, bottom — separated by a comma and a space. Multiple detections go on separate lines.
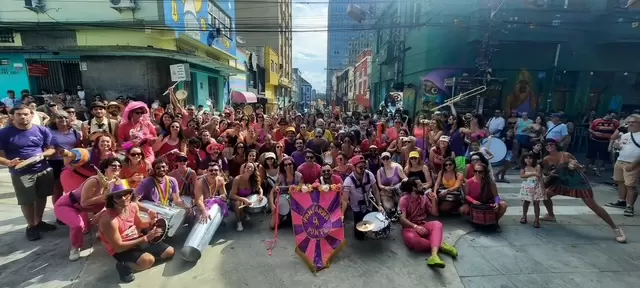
24, 0, 44, 12
110, 0, 136, 10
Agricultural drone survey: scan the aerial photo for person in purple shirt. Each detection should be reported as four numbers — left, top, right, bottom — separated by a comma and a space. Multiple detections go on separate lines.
0, 105, 59, 241
290, 138, 306, 167
134, 159, 188, 209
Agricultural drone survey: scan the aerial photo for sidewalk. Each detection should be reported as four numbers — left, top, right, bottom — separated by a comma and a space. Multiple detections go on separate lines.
0, 169, 639, 288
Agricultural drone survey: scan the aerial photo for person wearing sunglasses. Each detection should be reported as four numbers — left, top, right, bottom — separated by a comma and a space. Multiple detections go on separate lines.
465, 152, 490, 179
461, 162, 508, 232
135, 159, 188, 209
121, 147, 149, 188
55, 157, 122, 261
432, 157, 464, 215
540, 139, 626, 243
193, 162, 228, 224
229, 162, 263, 231
269, 157, 301, 230
168, 152, 198, 208
399, 177, 458, 268
405, 151, 433, 190
429, 135, 455, 175
377, 151, 408, 219
317, 163, 343, 185
98, 178, 174, 283
297, 149, 322, 184
81, 101, 119, 147
342, 155, 383, 240
118, 101, 157, 166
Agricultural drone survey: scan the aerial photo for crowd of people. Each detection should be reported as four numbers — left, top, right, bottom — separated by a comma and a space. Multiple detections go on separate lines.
0, 87, 638, 283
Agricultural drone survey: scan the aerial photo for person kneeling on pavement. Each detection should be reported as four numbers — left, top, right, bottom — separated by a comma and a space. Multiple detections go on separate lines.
98, 179, 175, 283
398, 177, 458, 268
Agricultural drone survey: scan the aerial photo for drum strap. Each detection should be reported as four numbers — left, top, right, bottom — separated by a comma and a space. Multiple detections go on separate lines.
154, 177, 171, 206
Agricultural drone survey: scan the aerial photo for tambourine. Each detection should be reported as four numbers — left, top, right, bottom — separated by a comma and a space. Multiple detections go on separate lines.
175, 89, 188, 100
243, 105, 254, 116
148, 218, 168, 244
15, 154, 44, 170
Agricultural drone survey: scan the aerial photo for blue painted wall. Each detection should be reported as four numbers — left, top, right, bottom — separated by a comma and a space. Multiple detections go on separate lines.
0, 54, 29, 100
195, 71, 210, 108
163, 0, 236, 56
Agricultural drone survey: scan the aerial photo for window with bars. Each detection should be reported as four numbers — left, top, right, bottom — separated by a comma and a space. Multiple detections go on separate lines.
208, 1, 231, 39
0, 30, 15, 43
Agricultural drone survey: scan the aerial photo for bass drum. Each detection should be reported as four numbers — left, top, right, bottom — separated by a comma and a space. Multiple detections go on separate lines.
481, 137, 507, 165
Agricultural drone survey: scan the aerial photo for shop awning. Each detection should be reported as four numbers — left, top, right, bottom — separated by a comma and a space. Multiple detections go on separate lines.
231, 90, 258, 104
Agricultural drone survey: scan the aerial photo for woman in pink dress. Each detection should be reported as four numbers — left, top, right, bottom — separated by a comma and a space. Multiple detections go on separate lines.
152, 120, 186, 170
117, 101, 158, 166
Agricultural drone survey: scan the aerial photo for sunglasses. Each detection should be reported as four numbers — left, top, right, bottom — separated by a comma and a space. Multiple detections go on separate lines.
276, 146, 283, 149
474, 169, 486, 173
354, 150, 362, 154
177, 157, 188, 162
113, 193, 132, 200
134, 111, 144, 115
410, 157, 418, 160
237, 146, 245, 149
65, 110, 76, 114
444, 163, 454, 167
381, 157, 390, 161
305, 156, 315, 159
110, 164, 122, 169
284, 163, 293, 167
129, 152, 143, 157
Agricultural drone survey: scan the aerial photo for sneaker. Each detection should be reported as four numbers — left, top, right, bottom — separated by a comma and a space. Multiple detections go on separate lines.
36, 221, 58, 232
614, 228, 627, 243
427, 255, 445, 268
440, 242, 458, 257
606, 201, 627, 208
244, 214, 251, 221
236, 222, 244, 232
26, 226, 41, 241
69, 248, 81, 261
115, 262, 135, 283
624, 206, 634, 217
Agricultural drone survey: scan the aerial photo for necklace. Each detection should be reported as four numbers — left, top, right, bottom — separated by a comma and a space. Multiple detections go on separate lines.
154, 176, 171, 206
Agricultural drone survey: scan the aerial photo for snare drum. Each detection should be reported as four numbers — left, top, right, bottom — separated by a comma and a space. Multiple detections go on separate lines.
481, 137, 507, 165
361, 212, 391, 239
148, 218, 169, 244
278, 194, 291, 216
437, 189, 464, 203
470, 204, 497, 226
246, 194, 267, 213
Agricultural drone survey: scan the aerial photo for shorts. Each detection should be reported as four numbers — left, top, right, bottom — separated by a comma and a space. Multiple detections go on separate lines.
587, 139, 609, 161
516, 134, 531, 150
47, 159, 65, 179
11, 168, 55, 205
612, 160, 640, 187
112, 242, 172, 263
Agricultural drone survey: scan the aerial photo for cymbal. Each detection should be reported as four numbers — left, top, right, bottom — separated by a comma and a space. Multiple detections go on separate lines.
175, 89, 188, 100
356, 220, 375, 232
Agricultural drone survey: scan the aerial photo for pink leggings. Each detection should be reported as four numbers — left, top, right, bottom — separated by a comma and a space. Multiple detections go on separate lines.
402, 220, 444, 252
54, 194, 92, 249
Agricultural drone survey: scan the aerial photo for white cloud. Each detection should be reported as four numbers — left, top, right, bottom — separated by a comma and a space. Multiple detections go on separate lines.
292, 3, 328, 92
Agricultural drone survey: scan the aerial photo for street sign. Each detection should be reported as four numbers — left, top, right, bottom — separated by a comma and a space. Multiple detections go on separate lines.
170, 63, 191, 82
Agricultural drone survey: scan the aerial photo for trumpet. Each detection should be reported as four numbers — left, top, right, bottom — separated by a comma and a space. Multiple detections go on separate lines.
431, 85, 487, 111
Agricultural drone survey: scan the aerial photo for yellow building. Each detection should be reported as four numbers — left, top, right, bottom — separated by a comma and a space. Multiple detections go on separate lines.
265, 46, 280, 114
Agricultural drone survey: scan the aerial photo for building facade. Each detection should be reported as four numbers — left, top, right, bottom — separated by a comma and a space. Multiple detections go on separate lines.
0, 0, 244, 110
354, 49, 373, 110
326, 0, 376, 95
292, 68, 302, 108
370, 0, 640, 118
236, 0, 292, 106
300, 77, 312, 111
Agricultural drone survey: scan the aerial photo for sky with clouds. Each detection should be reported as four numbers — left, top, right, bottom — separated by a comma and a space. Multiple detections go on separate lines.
292, 1, 328, 93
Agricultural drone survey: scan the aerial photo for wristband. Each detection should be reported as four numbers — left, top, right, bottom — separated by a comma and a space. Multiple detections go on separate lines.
494, 196, 501, 204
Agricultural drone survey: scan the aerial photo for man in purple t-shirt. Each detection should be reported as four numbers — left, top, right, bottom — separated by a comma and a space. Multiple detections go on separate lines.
135, 159, 188, 209
0, 105, 58, 241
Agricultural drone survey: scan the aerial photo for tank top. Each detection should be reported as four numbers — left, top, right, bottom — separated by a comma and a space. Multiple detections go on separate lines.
281, 172, 300, 186
379, 166, 401, 186
68, 176, 106, 213
441, 173, 457, 189
407, 168, 426, 183
100, 203, 139, 256
202, 176, 219, 199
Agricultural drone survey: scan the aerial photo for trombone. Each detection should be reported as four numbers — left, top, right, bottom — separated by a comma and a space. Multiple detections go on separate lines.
431, 85, 487, 111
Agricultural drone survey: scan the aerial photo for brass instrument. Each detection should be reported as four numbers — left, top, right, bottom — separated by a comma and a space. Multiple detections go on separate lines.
431, 86, 487, 111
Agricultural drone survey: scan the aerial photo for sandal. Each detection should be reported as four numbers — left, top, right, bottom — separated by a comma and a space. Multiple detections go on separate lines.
533, 221, 540, 228
520, 217, 527, 224
539, 214, 556, 222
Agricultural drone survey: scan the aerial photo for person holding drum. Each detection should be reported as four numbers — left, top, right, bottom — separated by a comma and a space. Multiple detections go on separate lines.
168, 152, 198, 206
135, 159, 189, 209
269, 157, 302, 230
342, 155, 384, 240
0, 105, 59, 241
377, 152, 408, 217
432, 157, 465, 214
398, 177, 458, 268
460, 163, 508, 232
54, 157, 121, 261
540, 139, 626, 243
98, 178, 175, 283
229, 162, 264, 232
193, 162, 228, 223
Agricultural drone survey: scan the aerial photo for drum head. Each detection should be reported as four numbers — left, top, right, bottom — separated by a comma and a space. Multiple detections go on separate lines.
362, 212, 388, 231
278, 195, 291, 216
149, 218, 168, 244
15, 155, 43, 170
248, 194, 267, 208
167, 208, 187, 237
481, 138, 507, 164
356, 220, 376, 232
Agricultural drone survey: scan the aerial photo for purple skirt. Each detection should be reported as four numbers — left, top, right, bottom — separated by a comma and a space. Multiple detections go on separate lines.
205, 197, 229, 217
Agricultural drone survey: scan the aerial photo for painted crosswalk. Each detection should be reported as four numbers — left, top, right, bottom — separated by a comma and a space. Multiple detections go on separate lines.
495, 180, 625, 216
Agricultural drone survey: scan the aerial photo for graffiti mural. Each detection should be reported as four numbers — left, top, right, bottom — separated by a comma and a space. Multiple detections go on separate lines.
164, 0, 236, 56
421, 69, 459, 109
504, 69, 539, 115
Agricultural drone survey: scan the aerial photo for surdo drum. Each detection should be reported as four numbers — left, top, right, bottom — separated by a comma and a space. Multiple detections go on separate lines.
470, 204, 497, 226
138, 200, 187, 237
481, 137, 507, 165
278, 194, 291, 216
181, 198, 224, 262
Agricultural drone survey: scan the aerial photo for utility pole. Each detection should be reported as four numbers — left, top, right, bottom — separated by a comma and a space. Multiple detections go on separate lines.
474, 0, 505, 113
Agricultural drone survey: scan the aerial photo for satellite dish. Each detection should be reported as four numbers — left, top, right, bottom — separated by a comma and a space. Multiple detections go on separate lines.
236, 36, 245, 44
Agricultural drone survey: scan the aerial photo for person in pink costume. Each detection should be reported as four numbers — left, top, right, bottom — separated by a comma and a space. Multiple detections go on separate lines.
398, 177, 458, 268
54, 157, 122, 261
118, 101, 158, 166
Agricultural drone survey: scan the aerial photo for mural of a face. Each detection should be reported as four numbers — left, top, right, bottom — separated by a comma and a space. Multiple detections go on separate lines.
506, 69, 537, 115
420, 69, 459, 109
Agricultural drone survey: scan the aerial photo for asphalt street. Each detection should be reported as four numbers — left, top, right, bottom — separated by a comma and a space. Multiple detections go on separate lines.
0, 168, 639, 288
